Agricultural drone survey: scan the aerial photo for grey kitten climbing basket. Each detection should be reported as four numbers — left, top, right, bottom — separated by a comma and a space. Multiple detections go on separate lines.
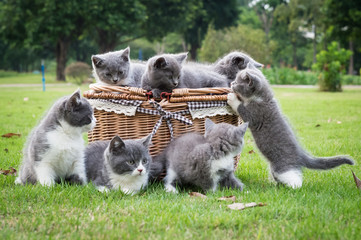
83, 84, 243, 171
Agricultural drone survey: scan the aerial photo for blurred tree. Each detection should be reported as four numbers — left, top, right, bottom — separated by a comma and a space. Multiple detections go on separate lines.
238, 6, 262, 29
141, 0, 200, 42
312, 41, 352, 91
198, 24, 273, 64
0, 0, 88, 81
249, 0, 284, 43
181, 0, 240, 60
325, 0, 361, 75
274, 0, 308, 68
85, 0, 146, 53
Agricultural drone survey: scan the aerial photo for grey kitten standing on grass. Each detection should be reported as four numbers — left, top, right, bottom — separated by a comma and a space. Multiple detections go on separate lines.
227, 64, 354, 188
85, 135, 152, 194
15, 90, 96, 186
92, 47, 145, 87
151, 119, 248, 193
141, 53, 228, 98
212, 51, 263, 86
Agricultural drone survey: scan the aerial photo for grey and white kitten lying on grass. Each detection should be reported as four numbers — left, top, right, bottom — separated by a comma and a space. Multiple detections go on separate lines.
141, 53, 228, 98
92, 47, 145, 87
151, 119, 248, 193
212, 51, 263, 86
85, 135, 152, 194
15, 90, 96, 186
227, 64, 354, 188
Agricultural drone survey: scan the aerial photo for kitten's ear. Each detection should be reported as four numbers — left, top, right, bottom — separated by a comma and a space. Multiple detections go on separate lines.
174, 52, 188, 64
244, 73, 253, 87
205, 118, 216, 132
247, 62, 257, 69
92, 55, 104, 68
121, 47, 130, 62
109, 136, 125, 154
232, 56, 245, 67
139, 134, 152, 148
238, 122, 249, 134
253, 60, 264, 68
67, 89, 81, 109
154, 57, 167, 69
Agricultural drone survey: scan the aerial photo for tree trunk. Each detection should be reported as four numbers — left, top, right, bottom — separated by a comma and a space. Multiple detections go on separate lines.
56, 38, 70, 81
189, 43, 199, 60
292, 41, 297, 69
348, 40, 354, 75
97, 29, 118, 53
313, 25, 317, 64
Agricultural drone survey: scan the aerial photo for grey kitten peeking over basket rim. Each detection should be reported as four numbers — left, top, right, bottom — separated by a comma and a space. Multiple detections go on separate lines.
92, 46, 145, 87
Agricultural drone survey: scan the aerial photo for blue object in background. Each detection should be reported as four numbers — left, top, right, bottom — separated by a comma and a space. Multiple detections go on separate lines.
41, 60, 45, 92
138, 48, 143, 61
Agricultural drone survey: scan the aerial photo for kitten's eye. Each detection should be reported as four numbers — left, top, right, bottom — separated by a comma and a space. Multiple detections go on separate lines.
177, 75, 180, 80
128, 160, 135, 165
142, 159, 148, 164
119, 71, 124, 75
106, 73, 112, 77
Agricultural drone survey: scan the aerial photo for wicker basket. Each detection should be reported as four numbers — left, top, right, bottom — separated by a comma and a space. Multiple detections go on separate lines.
83, 84, 242, 176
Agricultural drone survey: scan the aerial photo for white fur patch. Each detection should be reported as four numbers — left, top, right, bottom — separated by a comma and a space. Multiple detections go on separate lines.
97, 186, 110, 193
164, 168, 179, 194
273, 169, 303, 189
227, 93, 242, 114
33, 120, 90, 186
107, 162, 148, 195
210, 153, 235, 191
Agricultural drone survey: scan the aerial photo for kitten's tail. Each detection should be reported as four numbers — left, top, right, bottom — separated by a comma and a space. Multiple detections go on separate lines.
149, 152, 167, 182
302, 154, 354, 170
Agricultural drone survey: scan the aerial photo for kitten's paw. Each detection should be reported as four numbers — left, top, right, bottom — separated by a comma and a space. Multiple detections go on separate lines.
38, 178, 55, 187
151, 89, 162, 98
227, 93, 242, 112
273, 169, 303, 189
97, 186, 110, 193
14, 177, 22, 185
165, 184, 179, 194
66, 174, 86, 185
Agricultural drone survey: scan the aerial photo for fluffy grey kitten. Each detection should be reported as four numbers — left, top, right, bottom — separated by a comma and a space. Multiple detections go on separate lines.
85, 135, 152, 194
15, 90, 96, 186
212, 51, 263, 86
227, 64, 354, 188
92, 47, 145, 87
151, 119, 248, 193
141, 53, 228, 98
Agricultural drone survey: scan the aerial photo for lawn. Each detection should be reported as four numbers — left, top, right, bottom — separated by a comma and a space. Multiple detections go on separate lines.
0, 84, 360, 239
0, 72, 58, 85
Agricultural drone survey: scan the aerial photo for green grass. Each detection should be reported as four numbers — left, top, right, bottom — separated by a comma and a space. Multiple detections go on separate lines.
1, 84, 360, 239
0, 72, 58, 84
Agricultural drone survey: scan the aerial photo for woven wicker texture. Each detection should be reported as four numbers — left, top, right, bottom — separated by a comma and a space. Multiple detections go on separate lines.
84, 85, 242, 175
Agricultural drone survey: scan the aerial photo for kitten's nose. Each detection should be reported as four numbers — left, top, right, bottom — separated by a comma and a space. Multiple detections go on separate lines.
137, 169, 143, 173
112, 78, 118, 83
173, 81, 178, 87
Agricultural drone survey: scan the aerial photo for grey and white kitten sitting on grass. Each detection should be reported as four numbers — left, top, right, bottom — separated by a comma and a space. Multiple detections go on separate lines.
151, 119, 248, 193
92, 47, 145, 87
141, 53, 228, 98
15, 90, 96, 186
85, 135, 152, 194
227, 64, 354, 188
212, 51, 263, 86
